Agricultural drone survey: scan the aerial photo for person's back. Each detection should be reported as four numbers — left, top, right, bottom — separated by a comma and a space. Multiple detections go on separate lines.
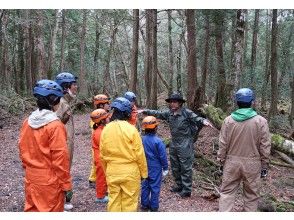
219, 114, 269, 160
100, 97, 147, 212
18, 79, 72, 212
217, 88, 271, 212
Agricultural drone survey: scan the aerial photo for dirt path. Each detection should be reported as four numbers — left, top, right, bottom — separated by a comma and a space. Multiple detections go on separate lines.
0, 113, 293, 212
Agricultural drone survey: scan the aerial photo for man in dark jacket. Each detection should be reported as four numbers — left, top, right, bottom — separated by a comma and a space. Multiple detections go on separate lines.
139, 92, 213, 197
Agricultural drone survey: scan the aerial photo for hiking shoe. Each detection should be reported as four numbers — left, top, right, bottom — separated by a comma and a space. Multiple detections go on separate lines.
179, 191, 191, 198
140, 206, 149, 211
89, 181, 96, 189
95, 196, 109, 203
170, 186, 183, 193
150, 208, 158, 212
64, 202, 74, 211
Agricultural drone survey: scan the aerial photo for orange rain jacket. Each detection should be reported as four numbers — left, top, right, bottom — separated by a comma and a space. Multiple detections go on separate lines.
19, 110, 72, 212
92, 125, 107, 198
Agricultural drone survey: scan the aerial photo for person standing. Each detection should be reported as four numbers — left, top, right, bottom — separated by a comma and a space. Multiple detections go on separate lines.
55, 72, 78, 210
88, 94, 111, 188
140, 116, 168, 212
124, 91, 138, 126
18, 80, 73, 212
100, 97, 148, 212
139, 92, 213, 198
217, 88, 271, 212
90, 109, 110, 203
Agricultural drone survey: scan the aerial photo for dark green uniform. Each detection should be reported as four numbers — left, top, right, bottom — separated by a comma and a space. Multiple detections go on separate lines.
143, 107, 205, 194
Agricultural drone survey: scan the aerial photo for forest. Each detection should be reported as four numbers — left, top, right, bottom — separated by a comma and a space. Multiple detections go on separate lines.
0, 9, 293, 212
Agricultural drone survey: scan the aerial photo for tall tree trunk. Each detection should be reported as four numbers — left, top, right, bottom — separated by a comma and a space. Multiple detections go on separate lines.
186, 9, 197, 109
261, 10, 271, 110
24, 10, 33, 95
17, 10, 25, 95
278, 22, 294, 95
290, 71, 294, 127
129, 9, 139, 94
47, 9, 58, 79
214, 11, 227, 111
269, 9, 278, 118
231, 9, 246, 90
167, 9, 174, 96
150, 9, 158, 109
176, 18, 185, 94
243, 9, 249, 71
229, 12, 237, 74
34, 10, 46, 80
79, 10, 88, 96
144, 10, 152, 108
59, 9, 66, 72
1, 10, 9, 90
93, 11, 101, 92
250, 9, 260, 90
200, 13, 210, 106
102, 19, 118, 96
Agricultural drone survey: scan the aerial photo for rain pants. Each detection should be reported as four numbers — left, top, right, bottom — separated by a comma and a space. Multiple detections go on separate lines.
218, 108, 271, 211
143, 108, 204, 194
56, 93, 75, 167
92, 125, 107, 198
18, 109, 72, 212
141, 133, 168, 210
100, 120, 148, 212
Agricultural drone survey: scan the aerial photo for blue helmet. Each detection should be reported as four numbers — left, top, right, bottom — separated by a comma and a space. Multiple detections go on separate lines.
111, 97, 132, 115
33, 79, 64, 97
124, 91, 136, 102
235, 88, 255, 103
55, 72, 78, 86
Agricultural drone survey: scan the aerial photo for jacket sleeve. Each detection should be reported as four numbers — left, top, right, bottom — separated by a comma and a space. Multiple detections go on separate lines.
188, 109, 205, 130
157, 139, 168, 171
143, 109, 170, 121
259, 119, 271, 169
133, 129, 148, 178
217, 118, 229, 164
99, 130, 107, 172
56, 101, 71, 124
49, 123, 72, 191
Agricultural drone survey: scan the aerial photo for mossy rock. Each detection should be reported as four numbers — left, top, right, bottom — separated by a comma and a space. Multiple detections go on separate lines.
271, 134, 285, 147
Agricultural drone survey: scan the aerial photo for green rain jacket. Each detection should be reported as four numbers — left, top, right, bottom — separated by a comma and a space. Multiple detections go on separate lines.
143, 107, 205, 157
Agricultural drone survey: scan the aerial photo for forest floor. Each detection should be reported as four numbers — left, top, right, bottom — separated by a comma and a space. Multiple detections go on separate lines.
0, 111, 293, 212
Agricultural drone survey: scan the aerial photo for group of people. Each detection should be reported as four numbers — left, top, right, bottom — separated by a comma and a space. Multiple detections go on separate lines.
18, 71, 271, 212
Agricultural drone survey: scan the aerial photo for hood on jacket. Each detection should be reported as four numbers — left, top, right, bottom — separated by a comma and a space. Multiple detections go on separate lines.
28, 109, 59, 129
231, 108, 257, 122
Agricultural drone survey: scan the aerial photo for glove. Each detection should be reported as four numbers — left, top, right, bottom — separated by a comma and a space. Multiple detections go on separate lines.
162, 170, 168, 177
65, 190, 73, 203
261, 169, 268, 178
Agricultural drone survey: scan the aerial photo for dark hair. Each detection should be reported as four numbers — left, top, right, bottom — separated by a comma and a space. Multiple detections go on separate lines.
237, 101, 252, 108
110, 108, 130, 121
36, 94, 61, 110
144, 128, 157, 135
92, 120, 107, 130
60, 82, 73, 92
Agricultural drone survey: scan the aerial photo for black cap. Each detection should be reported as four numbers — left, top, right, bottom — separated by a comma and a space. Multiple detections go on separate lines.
165, 92, 186, 103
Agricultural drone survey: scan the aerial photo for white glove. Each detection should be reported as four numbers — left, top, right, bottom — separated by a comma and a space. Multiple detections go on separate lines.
162, 170, 168, 176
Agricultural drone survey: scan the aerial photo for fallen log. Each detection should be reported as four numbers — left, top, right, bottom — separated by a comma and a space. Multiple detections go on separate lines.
275, 150, 294, 166
270, 160, 294, 169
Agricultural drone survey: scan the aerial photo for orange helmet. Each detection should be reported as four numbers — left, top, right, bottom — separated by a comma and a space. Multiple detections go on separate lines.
90, 109, 109, 124
142, 116, 159, 130
93, 94, 110, 105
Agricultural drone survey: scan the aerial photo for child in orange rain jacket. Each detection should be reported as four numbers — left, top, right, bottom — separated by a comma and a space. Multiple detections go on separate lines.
18, 80, 73, 212
90, 108, 110, 203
